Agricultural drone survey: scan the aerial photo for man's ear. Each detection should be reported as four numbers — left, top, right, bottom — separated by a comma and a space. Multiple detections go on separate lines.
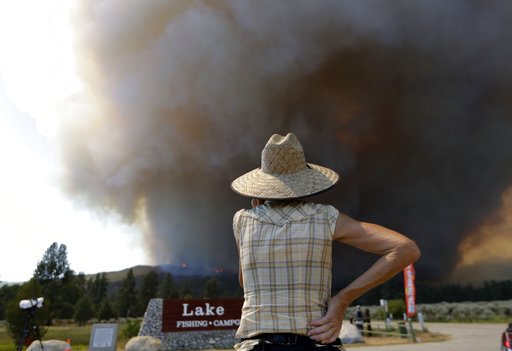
251, 199, 264, 208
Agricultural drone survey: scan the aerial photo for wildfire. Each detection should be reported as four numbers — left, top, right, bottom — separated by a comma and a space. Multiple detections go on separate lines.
456, 186, 512, 268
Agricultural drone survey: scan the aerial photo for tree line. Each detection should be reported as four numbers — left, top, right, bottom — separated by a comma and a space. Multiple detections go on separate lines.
2, 242, 511, 333
0, 242, 242, 346
351, 274, 512, 306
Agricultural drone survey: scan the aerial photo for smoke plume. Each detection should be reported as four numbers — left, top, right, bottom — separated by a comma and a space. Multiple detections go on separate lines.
60, 0, 512, 284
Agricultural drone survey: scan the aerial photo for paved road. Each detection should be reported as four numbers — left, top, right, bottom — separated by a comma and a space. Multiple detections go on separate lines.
346, 322, 505, 351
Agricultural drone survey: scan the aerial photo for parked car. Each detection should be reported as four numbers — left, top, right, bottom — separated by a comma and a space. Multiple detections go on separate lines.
502, 322, 512, 351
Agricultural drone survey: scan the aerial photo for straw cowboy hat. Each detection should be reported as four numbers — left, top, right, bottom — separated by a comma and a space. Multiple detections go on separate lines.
231, 133, 339, 199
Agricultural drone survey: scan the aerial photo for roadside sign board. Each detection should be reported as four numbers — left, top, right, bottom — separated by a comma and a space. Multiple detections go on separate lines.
89, 323, 117, 351
162, 298, 244, 332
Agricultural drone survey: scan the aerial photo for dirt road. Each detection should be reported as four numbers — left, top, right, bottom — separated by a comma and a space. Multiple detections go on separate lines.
346, 322, 505, 351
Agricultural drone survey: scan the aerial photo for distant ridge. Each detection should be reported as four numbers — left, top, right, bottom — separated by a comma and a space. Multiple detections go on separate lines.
0, 281, 23, 287
83, 265, 157, 282
84, 263, 236, 283
2, 264, 236, 285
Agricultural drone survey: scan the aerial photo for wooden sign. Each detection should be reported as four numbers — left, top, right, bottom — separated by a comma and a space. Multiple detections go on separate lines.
162, 298, 244, 332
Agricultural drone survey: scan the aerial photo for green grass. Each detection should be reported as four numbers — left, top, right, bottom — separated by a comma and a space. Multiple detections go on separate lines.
0, 326, 13, 351
0, 323, 130, 351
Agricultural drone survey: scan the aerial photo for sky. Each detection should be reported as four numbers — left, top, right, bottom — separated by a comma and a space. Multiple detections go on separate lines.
0, 0, 146, 283
1, 0, 511, 286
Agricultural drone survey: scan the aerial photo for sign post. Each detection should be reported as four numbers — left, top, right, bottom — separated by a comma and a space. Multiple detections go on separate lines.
403, 264, 417, 343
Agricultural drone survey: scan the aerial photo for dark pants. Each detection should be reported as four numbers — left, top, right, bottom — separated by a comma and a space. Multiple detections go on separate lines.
243, 336, 343, 351
250, 342, 343, 351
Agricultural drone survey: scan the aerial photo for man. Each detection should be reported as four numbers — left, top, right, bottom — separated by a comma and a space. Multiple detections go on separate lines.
231, 133, 420, 350
353, 306, 364, 331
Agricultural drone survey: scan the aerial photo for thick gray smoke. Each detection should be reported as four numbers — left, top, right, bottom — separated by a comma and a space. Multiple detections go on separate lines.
60, 0, 512, 283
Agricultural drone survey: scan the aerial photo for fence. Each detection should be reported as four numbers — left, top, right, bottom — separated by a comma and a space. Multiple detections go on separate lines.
358, 320, 417, 342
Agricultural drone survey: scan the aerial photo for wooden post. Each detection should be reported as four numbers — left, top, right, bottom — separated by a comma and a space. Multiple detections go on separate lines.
407, 318, 417, 343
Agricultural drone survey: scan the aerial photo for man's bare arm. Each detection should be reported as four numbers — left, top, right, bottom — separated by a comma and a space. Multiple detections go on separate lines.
308, 213, 420, 344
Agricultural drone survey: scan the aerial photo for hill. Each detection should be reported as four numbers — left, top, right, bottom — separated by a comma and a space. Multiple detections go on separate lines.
82, 264, 242, 299
83, 265, 157, 283
83, 263, 235, 284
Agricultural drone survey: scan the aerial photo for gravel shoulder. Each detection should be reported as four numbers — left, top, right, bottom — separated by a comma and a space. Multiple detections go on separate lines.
345, 322, 505, 351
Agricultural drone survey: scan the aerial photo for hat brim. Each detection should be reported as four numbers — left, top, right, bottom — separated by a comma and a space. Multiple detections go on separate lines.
231, 163, 339, 200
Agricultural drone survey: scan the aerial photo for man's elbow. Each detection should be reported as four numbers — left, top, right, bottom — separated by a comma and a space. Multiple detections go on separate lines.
403, 239, 421, 263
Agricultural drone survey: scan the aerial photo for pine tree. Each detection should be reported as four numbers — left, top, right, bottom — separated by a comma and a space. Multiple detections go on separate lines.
31, 243, 78, 321
34, 243, 70, 283
98, 298, 115, 321
116, 269, 137, 318
180, 283, 193, 299
204, 277, 219, 298
158, 273, 178, 299
76, 272, 87, 293
74, 296, 94, 326
0, 284, 20, 320
137, 271, 159, 315
89, 273, 109, 308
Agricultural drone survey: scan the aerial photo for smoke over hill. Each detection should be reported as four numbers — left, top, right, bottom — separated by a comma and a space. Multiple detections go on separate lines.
59, 0, 512, 284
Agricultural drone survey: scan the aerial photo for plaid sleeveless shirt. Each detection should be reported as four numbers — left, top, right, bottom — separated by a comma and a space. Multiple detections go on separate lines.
233, 201, 339, 338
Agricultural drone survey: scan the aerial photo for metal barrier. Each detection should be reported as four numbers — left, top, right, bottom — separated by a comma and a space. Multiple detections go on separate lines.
358, 320, 417, 342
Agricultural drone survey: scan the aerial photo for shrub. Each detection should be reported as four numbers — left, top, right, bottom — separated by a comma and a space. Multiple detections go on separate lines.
122, 319, 142, 339
388, 299, 405, 318
6, 279, 50, 349
346, 299, 512, 322
57, 302, 75, 319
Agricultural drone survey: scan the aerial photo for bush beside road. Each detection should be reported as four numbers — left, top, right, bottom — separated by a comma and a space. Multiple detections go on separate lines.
345, 299, 512, 323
